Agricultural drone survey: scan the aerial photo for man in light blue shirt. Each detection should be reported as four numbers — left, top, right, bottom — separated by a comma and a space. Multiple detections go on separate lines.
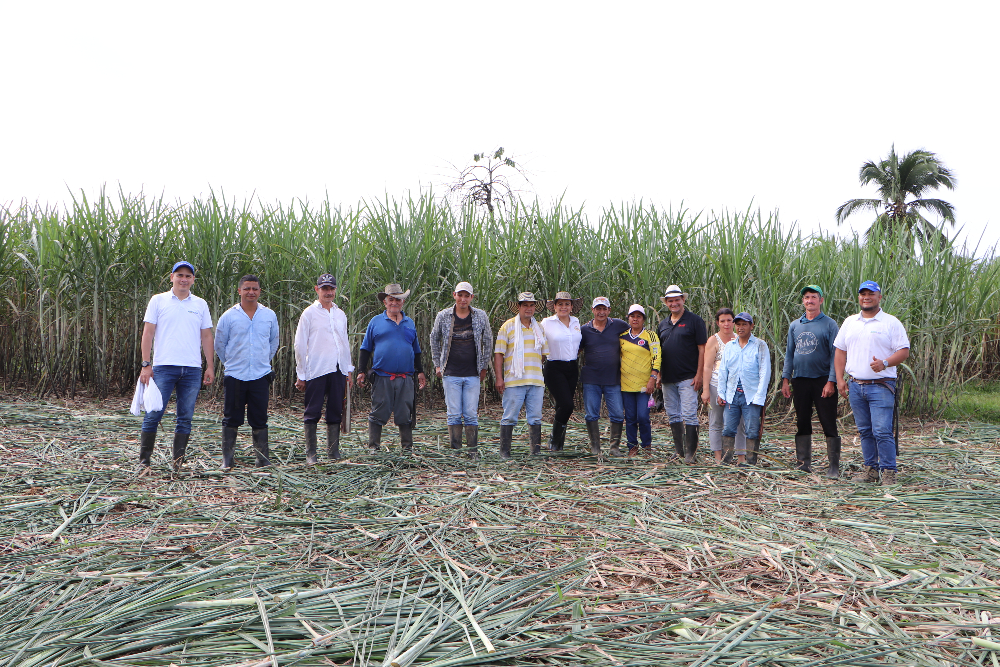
215, 275, 280, 469
717, 312, 771, 466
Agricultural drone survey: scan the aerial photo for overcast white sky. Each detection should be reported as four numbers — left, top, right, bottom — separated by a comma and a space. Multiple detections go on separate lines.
4, 1, 997, 253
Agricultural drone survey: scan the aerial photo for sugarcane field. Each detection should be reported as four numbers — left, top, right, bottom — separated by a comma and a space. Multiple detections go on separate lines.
2, 194, 1000, 666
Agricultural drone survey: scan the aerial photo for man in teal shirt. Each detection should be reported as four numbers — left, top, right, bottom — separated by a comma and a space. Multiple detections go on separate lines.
780, 285, 840, 477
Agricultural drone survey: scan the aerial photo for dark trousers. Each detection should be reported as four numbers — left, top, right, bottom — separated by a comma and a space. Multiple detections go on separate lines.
791, 376, 839, 438
369, 373, 414, 426
304, 371, 347, 424
544, 360, 578, 424
222, 375, 270, 429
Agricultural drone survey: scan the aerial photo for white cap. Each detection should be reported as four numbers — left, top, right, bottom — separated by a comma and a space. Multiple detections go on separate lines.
628, 304, 645, 317
454, 281, 474, 295
592, 296, 610, 308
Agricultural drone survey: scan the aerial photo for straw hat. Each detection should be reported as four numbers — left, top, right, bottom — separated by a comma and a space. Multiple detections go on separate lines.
659, 284, 688, 305
377, 283, 411, 302
507, 291, 545, 313
546, 291, 583, 315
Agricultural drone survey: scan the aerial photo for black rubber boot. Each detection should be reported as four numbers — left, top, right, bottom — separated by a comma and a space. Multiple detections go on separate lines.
721, 436, 736, 465
746, 438, 760, 466
138, 430, 156, 467
221, 426, 237, 471
670, 422, 685, 458
609, 422, 623, 457
252, 427, 270, 468
449, 424, 464, 451
529, 423, 542, 455
499, 424, 514, 460
327, 423, 340, 460
368, 422, 382, 452
172, 432, 190, 471
587, 420, 601, 456
795, 435, 812, 472
684, 424, 699, 464
399, 424, 413, 452
465, 425, 479, 461
549, 422, 567, 452
825, 436, 841, 479
304, 422, 318, 465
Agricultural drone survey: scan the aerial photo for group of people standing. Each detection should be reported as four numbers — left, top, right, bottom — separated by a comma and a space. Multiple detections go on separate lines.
135, 262, 911, 485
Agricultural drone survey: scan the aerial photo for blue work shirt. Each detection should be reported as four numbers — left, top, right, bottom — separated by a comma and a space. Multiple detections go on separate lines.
360, 311, 421, 376
215, 303, 280, 381
717, 334, 771, 406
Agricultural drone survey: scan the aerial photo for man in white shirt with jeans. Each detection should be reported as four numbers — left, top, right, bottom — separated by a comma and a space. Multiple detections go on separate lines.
834, 280, 910, 486
294, 273, 355, 464
138, 261, 215, 470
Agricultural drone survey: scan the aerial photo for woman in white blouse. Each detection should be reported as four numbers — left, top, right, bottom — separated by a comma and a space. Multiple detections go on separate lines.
541, 291, 583, 451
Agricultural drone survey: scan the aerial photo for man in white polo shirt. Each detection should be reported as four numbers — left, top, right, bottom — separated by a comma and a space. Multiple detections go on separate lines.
834, 280, 910, 486
138, 261, 215, 469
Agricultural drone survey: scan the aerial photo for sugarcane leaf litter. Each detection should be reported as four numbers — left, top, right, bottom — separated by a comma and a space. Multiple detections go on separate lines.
2, 399, 999, 666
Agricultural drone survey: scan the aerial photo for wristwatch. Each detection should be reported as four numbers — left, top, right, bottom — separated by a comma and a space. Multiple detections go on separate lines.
141, 361, 151, 368
881, 359, 889, 369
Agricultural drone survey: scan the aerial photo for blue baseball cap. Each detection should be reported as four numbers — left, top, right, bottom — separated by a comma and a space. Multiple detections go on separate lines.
734, 312, 754, 324
858, 280, 881, 293
172, 261, 196, 274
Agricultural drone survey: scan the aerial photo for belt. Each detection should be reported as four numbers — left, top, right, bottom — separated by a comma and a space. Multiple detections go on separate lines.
849, 376, 896, 393
375, 370, 410, 381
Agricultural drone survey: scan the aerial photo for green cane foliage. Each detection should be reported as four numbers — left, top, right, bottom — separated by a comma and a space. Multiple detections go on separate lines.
0, 189, 997, 415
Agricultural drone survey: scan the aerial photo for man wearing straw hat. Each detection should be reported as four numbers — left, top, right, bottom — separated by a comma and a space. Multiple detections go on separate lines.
494, 292, 549, 459
430, 281, 493, 459
579, 296, 629, 456
137, 260, 215, 470
357, 283, 427, 452
216, 274, 280, 470
780, 284, 841, 477
834, 280, 910, 486
293, 273, 354, 464
656, 284, 707, 463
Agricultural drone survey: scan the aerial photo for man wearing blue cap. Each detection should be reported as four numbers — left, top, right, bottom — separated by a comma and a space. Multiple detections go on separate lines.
781, 285, 841, 477
834, 281, 910, 486
137, 261, 215, 470
717, 312, 770, 466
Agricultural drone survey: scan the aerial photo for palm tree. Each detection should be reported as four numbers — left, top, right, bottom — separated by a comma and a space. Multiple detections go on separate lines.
836, 145, 956, 246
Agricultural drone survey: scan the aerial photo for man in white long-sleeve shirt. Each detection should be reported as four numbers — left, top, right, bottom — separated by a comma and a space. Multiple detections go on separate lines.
294, 274, 354, 463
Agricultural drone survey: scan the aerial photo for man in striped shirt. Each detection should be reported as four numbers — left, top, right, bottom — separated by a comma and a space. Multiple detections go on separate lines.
494, 292, 550, 459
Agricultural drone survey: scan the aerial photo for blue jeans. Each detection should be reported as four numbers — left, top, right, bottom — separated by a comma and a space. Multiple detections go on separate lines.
583, 383, 624, 423
501, 384, 544, 426
722, 390, 761, 440
849, 379, 897, 471
141, 365, 201, 434
443, 375, 480, 425
662, 378, 699, 426
622, 391, 652, 448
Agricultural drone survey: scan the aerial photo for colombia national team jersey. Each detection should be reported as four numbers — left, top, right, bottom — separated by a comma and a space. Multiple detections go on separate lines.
620, 329, 661, 392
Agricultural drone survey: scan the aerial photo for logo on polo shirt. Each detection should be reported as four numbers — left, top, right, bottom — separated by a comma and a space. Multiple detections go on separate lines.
678, 324, 686, 327
638, 339, 647, 346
